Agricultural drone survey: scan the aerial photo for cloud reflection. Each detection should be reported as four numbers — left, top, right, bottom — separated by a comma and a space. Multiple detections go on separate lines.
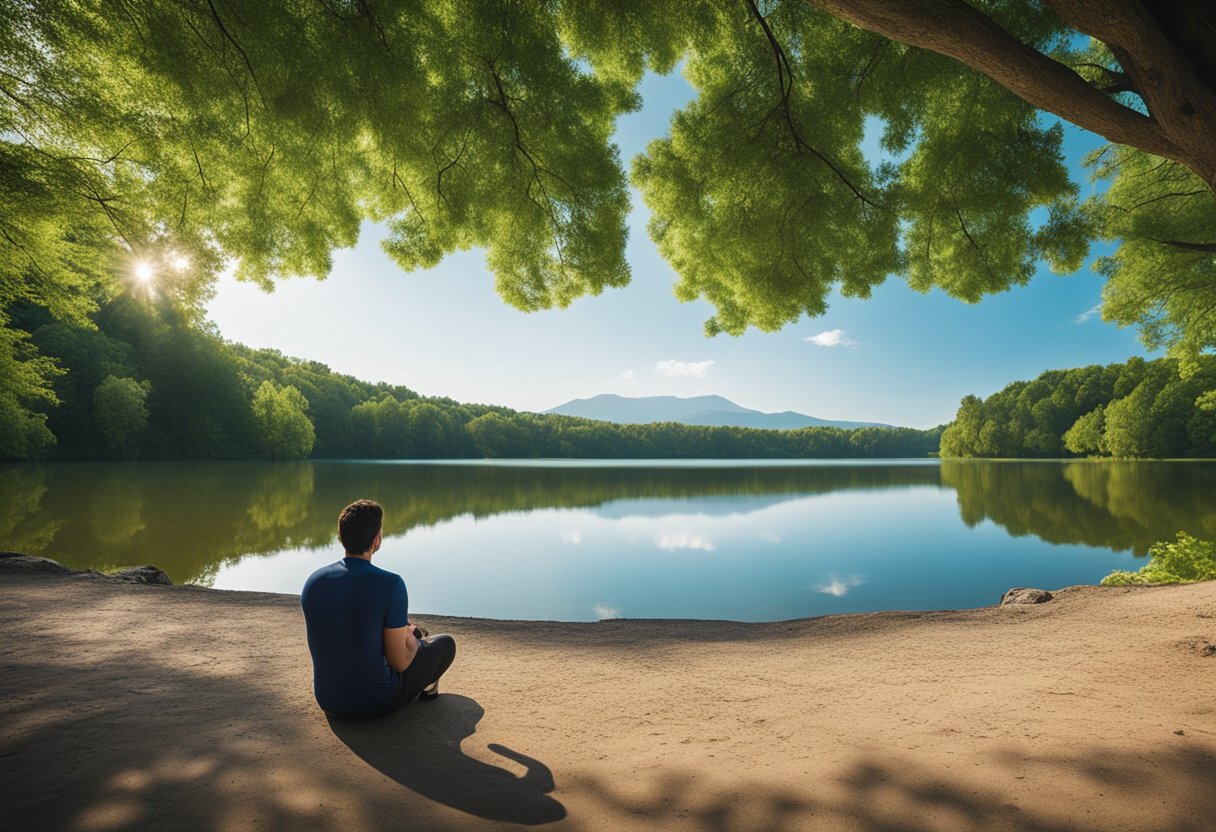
655, 532, 716, 552
561, 531, 583, 545
813, 575, 864, 597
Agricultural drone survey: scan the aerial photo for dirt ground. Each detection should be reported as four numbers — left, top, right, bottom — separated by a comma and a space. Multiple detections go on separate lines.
2, 571, 1214, 831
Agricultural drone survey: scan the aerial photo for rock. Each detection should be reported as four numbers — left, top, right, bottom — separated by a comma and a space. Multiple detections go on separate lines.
0, 553, 171, 585
106, 565, 173, 586
0, 554, 73, 575
1000, 587, 1053, 606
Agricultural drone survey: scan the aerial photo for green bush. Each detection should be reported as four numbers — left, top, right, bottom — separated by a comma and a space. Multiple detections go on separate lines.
1101, 532, 1216, 586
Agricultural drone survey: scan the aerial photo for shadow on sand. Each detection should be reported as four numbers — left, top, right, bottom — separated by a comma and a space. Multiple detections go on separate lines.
328, 694, 567, 825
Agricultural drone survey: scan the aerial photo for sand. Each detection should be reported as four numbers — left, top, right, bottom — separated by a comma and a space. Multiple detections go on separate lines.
2, 570, 1215, 832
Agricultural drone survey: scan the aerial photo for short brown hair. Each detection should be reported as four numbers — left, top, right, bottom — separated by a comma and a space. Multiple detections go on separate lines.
338, 499, 383, 555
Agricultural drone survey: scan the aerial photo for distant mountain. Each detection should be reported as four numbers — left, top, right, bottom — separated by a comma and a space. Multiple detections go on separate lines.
544, 394, 895, 430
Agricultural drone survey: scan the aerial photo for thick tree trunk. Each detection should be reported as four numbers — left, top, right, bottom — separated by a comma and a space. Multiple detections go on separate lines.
805, 0, 1216, 193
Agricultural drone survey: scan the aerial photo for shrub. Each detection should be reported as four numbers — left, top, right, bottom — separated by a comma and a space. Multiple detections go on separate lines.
1101, 532, 1216, 586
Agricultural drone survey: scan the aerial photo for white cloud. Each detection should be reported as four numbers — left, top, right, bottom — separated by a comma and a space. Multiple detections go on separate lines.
806, 329, 857, 347
812, 575, 863, 597
1075, 304, 1102, 324
655, 532, 716, 552
760, 533, 783, 544
655, 359, 715, 378
561, 531, 582, 545
620, 369, 636, 380
593, 604, 620, 620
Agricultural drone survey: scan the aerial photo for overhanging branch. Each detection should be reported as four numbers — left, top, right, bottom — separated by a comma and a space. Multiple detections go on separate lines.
804, 0, 1178, 160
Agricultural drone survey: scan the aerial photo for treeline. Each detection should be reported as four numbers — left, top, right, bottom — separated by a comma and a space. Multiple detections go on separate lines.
4, 298, 942, 460
940, 356, 1216, 459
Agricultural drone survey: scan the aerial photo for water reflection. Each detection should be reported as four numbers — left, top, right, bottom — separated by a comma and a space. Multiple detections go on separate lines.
0, 461, 943, 584
941, 460, 1216, 555
1, 460, 1213, 611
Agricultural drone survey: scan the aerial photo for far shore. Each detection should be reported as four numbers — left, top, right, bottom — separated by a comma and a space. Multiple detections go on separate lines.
2, 565, 1215, 831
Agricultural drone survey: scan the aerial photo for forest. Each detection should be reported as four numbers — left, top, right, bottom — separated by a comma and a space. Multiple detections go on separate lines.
8, 293, 1214, 462
940, 355, 1216, 458
4, 2, 1215, 464
4, 2, 1216, 467
4, 297, 942, 461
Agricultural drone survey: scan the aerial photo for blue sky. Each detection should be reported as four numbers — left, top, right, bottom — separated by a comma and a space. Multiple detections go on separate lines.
206, 69, 1150, 429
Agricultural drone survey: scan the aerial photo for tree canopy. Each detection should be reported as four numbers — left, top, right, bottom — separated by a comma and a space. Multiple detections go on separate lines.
251, 379, 315, 459
939, 355, 1216, 459
4, 1, 1215, 431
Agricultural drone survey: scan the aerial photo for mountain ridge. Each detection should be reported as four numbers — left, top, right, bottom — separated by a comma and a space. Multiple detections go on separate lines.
545, 394, 895, 430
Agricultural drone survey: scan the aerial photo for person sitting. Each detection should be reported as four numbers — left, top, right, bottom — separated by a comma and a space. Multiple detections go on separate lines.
301, 499, 456, 719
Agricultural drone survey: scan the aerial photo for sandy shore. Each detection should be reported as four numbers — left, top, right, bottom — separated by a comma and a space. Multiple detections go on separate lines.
1, 570, 1214, 832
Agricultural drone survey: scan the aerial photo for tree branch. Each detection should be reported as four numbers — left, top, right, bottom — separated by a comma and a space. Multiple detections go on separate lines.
485, 63, 568, 270
205, 0, 267, 113
954, 204, 997, 284
1108, 189, 1208, 213
804, 0, 1179, 161
1045, 0, 1216, 188
746, 0, 879, 208
1143, 237, 1216, 253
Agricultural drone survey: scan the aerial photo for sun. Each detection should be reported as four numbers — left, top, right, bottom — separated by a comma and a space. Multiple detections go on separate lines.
134, 261, 155, 283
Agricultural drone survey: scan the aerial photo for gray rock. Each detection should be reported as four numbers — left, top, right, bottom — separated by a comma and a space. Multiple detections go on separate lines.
0, 552, 171, 585
1000, 587, 1053, 606
107, 565, 173, 585
0, 554, 72, 574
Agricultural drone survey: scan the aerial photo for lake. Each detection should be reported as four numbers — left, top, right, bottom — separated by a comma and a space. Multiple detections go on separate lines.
3, 459, 1214, 621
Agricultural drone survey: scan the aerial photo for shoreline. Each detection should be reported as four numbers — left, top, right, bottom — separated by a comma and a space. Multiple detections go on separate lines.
0, 552, 1126, 622
3, 565, 1215, 831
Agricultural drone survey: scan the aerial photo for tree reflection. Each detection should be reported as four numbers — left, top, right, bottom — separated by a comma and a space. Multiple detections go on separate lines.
0, 467, 60, 554
941, 460, 1216, 555
88, 475, 147, 546
244, 463, 316, 534
1, 460, 1213, 582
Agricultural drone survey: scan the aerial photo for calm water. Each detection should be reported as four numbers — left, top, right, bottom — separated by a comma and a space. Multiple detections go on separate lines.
3, 459, 1214, 621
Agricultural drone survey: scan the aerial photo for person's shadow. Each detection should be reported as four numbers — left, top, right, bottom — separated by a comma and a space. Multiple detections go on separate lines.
329, 694, 567, 825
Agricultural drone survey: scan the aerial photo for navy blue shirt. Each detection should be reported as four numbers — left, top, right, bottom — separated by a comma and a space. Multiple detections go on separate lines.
301, 557, 408, 715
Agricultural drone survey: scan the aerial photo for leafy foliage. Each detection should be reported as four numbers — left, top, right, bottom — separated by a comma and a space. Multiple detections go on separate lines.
941, 356, 1216, 458
1101, 532, 1216, 586
1090, 147, 1216, 372
0, 322, 59, 459
93, 375, 150, 456
3, 0, 1215, 439
251, 380, 315, 460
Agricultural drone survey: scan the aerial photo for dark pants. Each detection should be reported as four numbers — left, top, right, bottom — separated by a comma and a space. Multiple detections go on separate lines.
398, 633, 457, 704
326, 634, 457, 721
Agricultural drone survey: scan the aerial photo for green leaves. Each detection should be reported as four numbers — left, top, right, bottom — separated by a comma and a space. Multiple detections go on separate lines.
5, 0, 1216, 459
0, 322, 60, 459
93, 375, 150, 456
634, 4, 900, 335
251, 380, 315, 460
941, 356, 1216, 459
1101, 532, 1216, 586
1089, 147, 1216, 370
3, 0, 1104, 337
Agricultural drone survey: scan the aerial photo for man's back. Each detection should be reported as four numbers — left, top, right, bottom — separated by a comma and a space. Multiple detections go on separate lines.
301, 557, 408, 715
